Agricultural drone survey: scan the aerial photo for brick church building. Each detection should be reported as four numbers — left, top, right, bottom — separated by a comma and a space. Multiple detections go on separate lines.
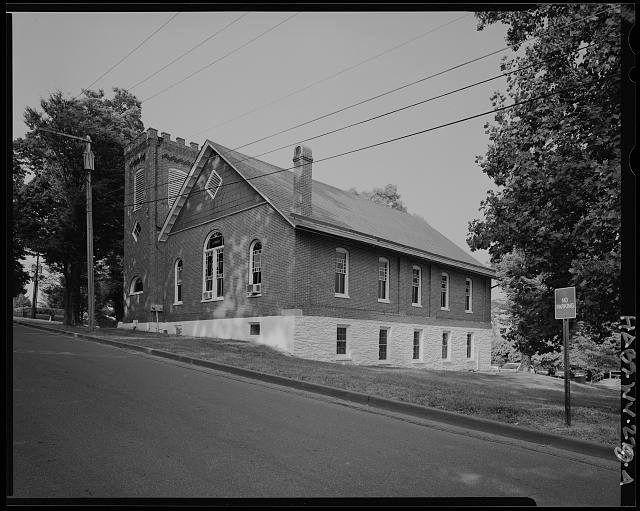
119, 127, 495, 370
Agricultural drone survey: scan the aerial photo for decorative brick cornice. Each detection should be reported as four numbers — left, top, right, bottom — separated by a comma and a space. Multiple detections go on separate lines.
161, 153, 193, 167
128, 152, 146, 169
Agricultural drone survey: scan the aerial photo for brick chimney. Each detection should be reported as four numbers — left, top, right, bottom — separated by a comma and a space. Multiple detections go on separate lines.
292, 145, 313, 217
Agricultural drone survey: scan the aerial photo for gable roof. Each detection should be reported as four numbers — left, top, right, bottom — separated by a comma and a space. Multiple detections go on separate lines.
159, 140, 494, 278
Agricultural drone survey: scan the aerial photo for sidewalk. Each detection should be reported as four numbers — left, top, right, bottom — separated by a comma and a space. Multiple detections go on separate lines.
13, 317, 616, 460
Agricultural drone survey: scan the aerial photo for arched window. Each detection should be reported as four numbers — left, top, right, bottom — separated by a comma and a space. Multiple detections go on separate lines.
174, 259, 183, 304
247, 240, 262, 295
440, 272, 449, 310
130, 276, 143, 295
378, 257, 390, 302
335, 248, 349, 297
203, 231, 224, 300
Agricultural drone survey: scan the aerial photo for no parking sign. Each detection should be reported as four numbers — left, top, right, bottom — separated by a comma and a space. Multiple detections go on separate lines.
555, 287, 576, 320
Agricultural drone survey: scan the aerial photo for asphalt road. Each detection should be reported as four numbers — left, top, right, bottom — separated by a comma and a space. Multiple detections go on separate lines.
11, 324, 620, 504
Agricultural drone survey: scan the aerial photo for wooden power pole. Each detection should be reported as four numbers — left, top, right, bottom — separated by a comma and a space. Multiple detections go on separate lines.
84, 137, 95, 331
37, 127, 95, 330
30, 253, 40, 319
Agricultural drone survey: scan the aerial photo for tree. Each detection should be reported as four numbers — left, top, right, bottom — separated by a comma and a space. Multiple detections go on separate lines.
532, 329, 619, 373
490, 298, 522, 365
12, 152, 30, 297
13, 294, 31, 308
349, 183, 408, 211
15, 88, 143, 325
39, 271, 64, 309
467, 5, 623, 354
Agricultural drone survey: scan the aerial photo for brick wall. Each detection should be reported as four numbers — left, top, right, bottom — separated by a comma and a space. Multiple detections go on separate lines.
123, 129, 199, 323
160, 203, 296, 322
429, 263, 490, 323
171, 152, 264, 233
294, 230, 491, 324
123, 130, 492, 335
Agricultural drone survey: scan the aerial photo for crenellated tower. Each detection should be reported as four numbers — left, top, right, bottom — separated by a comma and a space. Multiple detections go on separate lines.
122, 127, 200, 324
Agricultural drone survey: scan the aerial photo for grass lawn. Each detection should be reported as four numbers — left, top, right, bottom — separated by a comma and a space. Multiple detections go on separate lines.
17, 320, 620, 446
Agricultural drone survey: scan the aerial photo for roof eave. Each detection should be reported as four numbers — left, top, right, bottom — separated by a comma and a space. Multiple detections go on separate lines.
157, 143, 214, 242
292, 215, 496, 278
206, 141, 295, 229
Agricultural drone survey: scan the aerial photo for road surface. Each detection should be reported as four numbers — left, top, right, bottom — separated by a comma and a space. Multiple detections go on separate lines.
11, 324, 619, 504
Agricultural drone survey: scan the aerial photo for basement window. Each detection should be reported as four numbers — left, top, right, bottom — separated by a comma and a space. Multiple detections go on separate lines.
336, 326, 347, 355
442, 331, 451, 360
249, 323, 261, 336
379, 328, 388, 360
413, 330, 422, 360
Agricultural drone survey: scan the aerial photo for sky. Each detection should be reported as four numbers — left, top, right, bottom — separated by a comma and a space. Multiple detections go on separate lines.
11, 9, 512, 296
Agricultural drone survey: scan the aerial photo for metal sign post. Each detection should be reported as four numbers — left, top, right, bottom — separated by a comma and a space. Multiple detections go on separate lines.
555, 286, 577, 426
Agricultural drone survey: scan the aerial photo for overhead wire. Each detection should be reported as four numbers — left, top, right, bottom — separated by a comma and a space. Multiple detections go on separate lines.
171, 74, 619, 230
238, 42, 599, 163
140, 12, 300, 104
118, 73, 618, 212
75, 12, 180, 99
186, 12, 471, 139
100, 38, 602, 201
96, 4, 620, 203
188, 4, 617, 145
126, 12, 250, 91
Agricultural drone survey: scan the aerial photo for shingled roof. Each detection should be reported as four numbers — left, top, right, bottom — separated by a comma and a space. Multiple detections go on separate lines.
157, 138, 493, 277
208, 141, 494, 278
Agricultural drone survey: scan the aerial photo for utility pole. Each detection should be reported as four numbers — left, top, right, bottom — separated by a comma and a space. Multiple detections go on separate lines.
84, 137, 95, 331
37, 127, 95, 330
31, 253, 41, 319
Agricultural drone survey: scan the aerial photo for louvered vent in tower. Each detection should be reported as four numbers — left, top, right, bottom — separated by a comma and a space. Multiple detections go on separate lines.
167, 168, 188, 208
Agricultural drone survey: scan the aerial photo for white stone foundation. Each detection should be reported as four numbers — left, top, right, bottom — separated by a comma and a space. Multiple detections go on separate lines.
293, 315, 492, 370
118, 315, 295, 353
118, 313, 492, 370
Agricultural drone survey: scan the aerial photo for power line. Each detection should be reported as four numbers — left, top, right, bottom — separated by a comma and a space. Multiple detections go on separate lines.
100, 5, 619, 202
141, 12, 300, 104
119, 73, 617, 210
188, 4, 617, 144
75, 12, 180, 99
101, 26, 612, 205
186, 13, 471, 139
166, 82, 617, 229
97, 34, 608, 204
127, 12, 249, 91
243, 42, 599, 163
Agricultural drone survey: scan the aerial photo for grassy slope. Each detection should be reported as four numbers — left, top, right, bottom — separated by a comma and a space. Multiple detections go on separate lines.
17, 321, 619, 446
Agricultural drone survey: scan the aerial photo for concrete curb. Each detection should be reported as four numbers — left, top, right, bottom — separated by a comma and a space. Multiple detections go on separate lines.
14, 319, 614, 460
